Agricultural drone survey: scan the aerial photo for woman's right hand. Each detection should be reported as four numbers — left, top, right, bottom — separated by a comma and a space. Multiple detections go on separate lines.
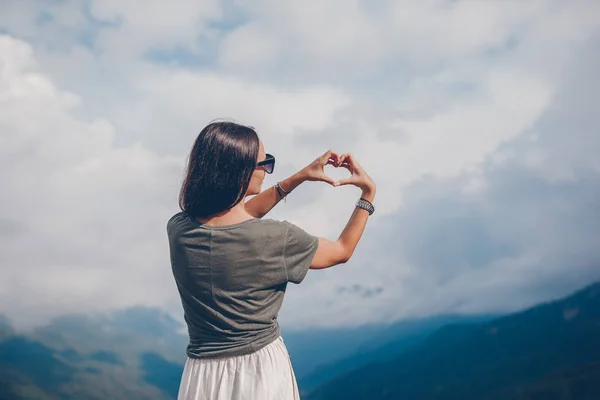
334, 153, 376, 199
311, 153, 375, 270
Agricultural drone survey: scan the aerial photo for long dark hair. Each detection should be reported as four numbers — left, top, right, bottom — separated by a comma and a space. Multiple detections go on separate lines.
179, 121, 260, 218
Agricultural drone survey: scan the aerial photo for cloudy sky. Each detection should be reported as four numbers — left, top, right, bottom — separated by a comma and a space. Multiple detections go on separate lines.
1, 0, 599, 331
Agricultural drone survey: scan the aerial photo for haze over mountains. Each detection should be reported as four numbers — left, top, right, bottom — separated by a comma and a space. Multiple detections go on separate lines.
307, 281, 600, 400
1, 280, 598, 399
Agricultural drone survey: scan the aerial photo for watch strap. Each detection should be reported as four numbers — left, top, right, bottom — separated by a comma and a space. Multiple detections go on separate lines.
356, 198, 375, 215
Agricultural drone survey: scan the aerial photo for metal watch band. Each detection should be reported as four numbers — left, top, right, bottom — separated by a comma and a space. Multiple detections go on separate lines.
356, 198, 375, 215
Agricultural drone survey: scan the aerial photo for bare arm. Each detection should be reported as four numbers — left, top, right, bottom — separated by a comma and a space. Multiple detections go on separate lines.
244, 150, 339, 219
310, 154, 376, 269
244, 172, 304, 219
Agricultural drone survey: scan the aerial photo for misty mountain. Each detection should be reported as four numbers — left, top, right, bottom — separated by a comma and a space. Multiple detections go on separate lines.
296, 314, 493, 395
307, 281, 600, 400
0, 307, 187, 400
0, 316, 13, 340
2, 280, 598, 399
0, 306, 458, 399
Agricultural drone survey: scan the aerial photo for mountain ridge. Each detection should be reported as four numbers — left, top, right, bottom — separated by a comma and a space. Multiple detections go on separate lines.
1, 281, 598, 399
307, 280, 600, 400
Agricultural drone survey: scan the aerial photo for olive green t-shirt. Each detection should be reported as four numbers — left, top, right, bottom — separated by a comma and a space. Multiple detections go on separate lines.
166, 211, 319, 359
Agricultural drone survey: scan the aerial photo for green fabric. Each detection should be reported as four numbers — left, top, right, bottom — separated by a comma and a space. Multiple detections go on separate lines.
167, 211, 318, 359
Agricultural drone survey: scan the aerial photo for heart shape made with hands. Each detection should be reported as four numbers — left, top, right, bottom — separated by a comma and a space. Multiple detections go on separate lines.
313, 150, 358, 187
324, 163, 351, 183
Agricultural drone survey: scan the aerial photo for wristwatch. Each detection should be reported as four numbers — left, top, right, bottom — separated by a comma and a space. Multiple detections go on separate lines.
356, 198, 375, 215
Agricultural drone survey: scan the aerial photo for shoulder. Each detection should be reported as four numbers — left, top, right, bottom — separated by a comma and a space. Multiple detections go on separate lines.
248, 218, 289, 237
261, 219, 317, 248
166, 211, 190, 235
254, 218, 306, 235
247, 219, 313, 246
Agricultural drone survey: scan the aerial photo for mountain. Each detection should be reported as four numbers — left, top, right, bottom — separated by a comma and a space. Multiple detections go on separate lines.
295, 314, 493, 395
307, 281, 600, 400
29, 306, 187, 365
0, 306, 481, 399
0, 306, 452, 399
0, 307, 187, 400
3, 280, 598, 399
0, 315, 13, 340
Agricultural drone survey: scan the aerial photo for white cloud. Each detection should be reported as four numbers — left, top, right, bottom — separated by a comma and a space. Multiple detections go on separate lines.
1, 0, 599, 331
0, 34, 347, 330
0, 35, 185, 329
217, 0, 555, 80
116, 64, 349, 156
280, 35, 600, 329
90, 0, 223, 55
219, 23, 279, 71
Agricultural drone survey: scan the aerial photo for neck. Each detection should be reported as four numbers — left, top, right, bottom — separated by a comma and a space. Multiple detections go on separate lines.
195, 200, 253, 226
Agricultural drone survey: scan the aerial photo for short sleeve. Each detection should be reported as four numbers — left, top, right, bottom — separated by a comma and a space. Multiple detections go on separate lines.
283, 221, 319, 284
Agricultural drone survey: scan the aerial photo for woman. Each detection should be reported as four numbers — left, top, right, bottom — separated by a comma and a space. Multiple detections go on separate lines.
167, 121, 376, 399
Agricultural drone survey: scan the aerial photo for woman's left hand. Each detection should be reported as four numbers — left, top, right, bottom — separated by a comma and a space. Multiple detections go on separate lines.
301, 149, 340, 186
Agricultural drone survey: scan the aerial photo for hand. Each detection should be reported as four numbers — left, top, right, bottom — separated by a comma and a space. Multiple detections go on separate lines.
334, 153, 376, 195
301, 149, 340, 186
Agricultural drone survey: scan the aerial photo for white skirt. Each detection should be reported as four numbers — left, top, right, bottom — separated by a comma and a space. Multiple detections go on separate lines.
177, 336, 300, 400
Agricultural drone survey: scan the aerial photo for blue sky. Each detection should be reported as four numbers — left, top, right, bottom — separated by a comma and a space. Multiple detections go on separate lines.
1, 0, 599, 331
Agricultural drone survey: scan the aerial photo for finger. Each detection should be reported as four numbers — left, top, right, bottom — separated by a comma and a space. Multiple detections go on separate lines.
322, 149, 339, 163
338, 160, 353, 172
339, 153, 357, 168
338, 153, 351, 167
334, 177, 355, 187
329, 150, 342, 164
325, 157, 340, 167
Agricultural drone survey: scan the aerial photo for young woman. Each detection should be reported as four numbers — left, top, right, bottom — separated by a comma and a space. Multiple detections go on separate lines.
167, 121, 376, 399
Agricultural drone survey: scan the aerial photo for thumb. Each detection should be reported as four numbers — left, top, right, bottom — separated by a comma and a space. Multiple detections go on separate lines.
334, 176, 355, 187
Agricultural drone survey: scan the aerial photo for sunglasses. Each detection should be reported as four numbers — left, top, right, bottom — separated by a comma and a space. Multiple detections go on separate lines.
256, 153, 275, 174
